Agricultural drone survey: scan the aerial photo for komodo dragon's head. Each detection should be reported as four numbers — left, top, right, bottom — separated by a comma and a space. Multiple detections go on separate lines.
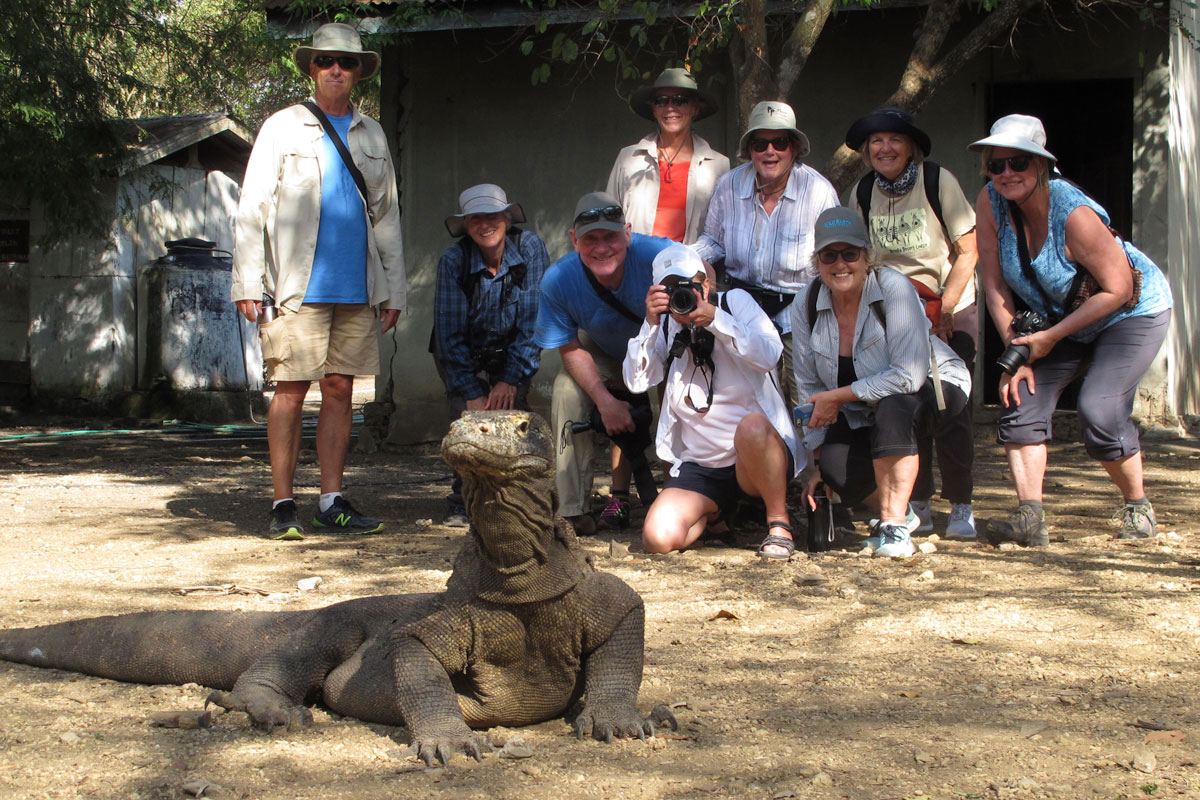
440, 412, 573, 580
441, 410, 555, 487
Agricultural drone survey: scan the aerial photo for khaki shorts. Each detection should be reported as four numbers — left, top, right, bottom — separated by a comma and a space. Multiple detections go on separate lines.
259, 302, 380, 382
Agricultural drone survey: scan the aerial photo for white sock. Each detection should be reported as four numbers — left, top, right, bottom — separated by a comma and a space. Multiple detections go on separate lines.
272, 498, 295, 510
319, 492, 342, 513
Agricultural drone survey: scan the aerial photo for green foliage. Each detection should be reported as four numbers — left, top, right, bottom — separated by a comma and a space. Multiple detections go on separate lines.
1, 0, 301, 243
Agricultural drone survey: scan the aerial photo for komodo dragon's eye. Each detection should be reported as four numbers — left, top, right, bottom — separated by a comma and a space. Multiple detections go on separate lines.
516, 420, 529, 435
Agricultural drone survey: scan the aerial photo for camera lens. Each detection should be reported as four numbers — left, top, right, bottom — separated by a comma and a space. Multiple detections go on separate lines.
995, 342, 1030, 375
668, 285, 698, 315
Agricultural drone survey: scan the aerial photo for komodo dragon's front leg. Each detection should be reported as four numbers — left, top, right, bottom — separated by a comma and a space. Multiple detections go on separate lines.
573, 574, 677, 742
388, 623, 488, 767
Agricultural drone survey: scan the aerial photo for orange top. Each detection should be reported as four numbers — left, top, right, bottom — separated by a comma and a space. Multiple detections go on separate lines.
652, 159, 690, 242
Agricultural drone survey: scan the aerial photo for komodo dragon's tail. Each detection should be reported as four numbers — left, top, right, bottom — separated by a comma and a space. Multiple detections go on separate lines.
0, 609, 310, 689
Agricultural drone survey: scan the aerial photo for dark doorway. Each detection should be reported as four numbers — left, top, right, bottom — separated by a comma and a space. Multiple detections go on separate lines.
979, 79, 1134, 406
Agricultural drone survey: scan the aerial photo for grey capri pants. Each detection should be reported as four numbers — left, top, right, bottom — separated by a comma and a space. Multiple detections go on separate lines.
996, 309, 1170, 461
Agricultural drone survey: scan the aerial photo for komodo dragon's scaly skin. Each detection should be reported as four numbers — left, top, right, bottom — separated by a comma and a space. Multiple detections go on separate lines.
0, 411, 674, 765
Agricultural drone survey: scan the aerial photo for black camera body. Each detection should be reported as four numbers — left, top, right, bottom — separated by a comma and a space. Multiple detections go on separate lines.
667, 281, 704, 315
996, 309, 1051, 374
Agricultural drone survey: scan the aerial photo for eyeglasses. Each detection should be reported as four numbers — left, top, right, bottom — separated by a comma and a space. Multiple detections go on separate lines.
574, 206, 624, 226
817, 248, 864, 265
652, 94, 692, 108
750, 136, 792, 153
312, 55, 361, 71
986, 155, 1033, 175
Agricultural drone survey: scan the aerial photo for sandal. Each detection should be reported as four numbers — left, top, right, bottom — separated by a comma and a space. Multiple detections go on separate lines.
756, 521, 795, 561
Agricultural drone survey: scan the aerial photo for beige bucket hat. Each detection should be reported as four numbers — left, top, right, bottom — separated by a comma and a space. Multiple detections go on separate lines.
294, 23, 380, 80
737, 101, 810, 159
629, 68, 718, 122
444, 184, 527, 238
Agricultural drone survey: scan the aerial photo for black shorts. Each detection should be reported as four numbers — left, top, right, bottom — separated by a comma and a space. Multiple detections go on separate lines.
665, 451, 796, 510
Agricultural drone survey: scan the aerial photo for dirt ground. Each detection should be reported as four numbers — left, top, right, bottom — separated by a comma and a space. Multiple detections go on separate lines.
1, 406, 1199, 800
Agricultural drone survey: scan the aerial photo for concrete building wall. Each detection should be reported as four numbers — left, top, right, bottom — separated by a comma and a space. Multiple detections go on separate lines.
1169, 0, 1200, 417
381, 7, 1173, 443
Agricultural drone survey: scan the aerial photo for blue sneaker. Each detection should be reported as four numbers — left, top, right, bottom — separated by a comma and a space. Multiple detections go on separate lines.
866, 505, 922, 549
873, 522, 916, 558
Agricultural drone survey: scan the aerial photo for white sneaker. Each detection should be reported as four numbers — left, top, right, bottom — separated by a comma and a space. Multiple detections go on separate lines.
873, 523, 916, 558
908, 500, 934, 532
866, 505, 922, 549
946, 503, 977, 540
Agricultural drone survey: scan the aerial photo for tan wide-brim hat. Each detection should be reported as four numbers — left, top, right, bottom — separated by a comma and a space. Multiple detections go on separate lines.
629, 68, 718, 122
444, 184, 527, 238
294, 23, 380, 81
737, 101, 811, 159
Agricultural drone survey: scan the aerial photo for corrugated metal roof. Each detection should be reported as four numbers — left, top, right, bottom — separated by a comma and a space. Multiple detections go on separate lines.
119, 113, 254, 174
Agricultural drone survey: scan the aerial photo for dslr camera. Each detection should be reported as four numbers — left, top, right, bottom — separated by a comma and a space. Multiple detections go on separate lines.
995, 309, 1051, 375
667, 281, 704, 315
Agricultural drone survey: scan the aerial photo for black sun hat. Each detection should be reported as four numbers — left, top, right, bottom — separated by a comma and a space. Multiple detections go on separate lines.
844, 107, 931, 156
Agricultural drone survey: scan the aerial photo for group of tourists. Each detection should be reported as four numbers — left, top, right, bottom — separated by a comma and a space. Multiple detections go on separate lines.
232, 23, 1173, 560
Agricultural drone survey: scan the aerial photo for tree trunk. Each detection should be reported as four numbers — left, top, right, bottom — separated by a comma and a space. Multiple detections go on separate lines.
822, 0, 1042, 193
730, 0, 775, 131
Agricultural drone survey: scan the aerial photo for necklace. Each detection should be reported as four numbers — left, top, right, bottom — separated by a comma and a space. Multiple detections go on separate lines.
657, 135, 688, 183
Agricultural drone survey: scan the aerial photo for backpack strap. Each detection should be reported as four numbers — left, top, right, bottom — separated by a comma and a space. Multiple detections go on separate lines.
806, 278, 884, 334
922, 160, 945, 235
855, 174, 873, 228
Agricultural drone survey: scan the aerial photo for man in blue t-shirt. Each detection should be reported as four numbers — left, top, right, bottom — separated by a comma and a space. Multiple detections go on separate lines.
534, 192, 672, 533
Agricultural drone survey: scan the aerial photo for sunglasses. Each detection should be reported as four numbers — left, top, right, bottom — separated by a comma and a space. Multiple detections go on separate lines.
817, 247, 863, 265
312, 55, 361, 71
652, 94, 692, 108
574, 205, 624, 226
986, 155, 1033, 175
750, 136, 792, 153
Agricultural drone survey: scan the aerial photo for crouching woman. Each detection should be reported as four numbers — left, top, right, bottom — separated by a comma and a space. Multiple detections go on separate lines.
623, 244, 802, 558
792, 208, 972, 558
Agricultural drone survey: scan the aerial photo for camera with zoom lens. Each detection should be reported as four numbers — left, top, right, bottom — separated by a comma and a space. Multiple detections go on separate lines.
995, 309, 1051, 375
667, 281, 704, 315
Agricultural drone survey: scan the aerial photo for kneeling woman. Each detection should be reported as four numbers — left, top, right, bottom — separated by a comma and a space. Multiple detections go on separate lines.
792, 208, 971, 558
623, 244, 801, 557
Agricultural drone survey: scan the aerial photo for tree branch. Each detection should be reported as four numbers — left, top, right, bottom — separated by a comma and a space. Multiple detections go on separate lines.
774, 0, 837, 101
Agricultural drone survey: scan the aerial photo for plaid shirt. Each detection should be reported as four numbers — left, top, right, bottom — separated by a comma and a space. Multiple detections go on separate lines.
433, 229, 548, 399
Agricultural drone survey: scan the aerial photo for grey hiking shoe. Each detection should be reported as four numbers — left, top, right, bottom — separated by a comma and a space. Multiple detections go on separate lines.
986, 504, 1048, 547
1112, 501, 1156, 539
442, 500, 469, 529
269, 500, 305, 540
311, 497, 384, 535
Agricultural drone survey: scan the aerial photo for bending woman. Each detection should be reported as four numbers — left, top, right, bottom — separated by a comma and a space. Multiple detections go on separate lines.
792, 208, 971, 558
971, 114, 1172, 545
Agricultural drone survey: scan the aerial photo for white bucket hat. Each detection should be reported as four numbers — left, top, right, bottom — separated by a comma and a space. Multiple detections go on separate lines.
294, 23, 380, 80
737, 101, 811, 160
445, 184, 527, 237
968, 114, 1057, 162
652, 244, 706, 286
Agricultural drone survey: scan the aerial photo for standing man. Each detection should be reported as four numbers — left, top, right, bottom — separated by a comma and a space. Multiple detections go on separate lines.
534, 192, 672, 534
231, 23, 406, 539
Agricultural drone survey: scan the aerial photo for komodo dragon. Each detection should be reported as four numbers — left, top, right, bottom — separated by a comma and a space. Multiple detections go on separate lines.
0, 411, 674, 765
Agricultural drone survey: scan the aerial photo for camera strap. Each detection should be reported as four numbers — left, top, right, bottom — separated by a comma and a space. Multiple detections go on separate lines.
1006, 200, 1054, 317
301, 102, 370, 217
580, 262, 643, 325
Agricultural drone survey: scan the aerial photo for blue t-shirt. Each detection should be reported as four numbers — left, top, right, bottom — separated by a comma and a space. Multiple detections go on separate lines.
988, 179, 1172, 343
304, 111, 369, 303
534, 233, 673, 360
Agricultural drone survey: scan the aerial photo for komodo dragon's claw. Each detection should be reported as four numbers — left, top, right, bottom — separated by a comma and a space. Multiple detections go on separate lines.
205, 687, 312, 733
411, 723, 487, 767
574, 702, 674, 742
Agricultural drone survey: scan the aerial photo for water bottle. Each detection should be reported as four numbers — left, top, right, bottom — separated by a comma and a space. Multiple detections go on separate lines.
259, 294, 277, 324
807, 485, 835, 552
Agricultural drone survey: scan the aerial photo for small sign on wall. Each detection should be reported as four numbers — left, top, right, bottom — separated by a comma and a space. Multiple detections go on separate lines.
0, 220, 29, 263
